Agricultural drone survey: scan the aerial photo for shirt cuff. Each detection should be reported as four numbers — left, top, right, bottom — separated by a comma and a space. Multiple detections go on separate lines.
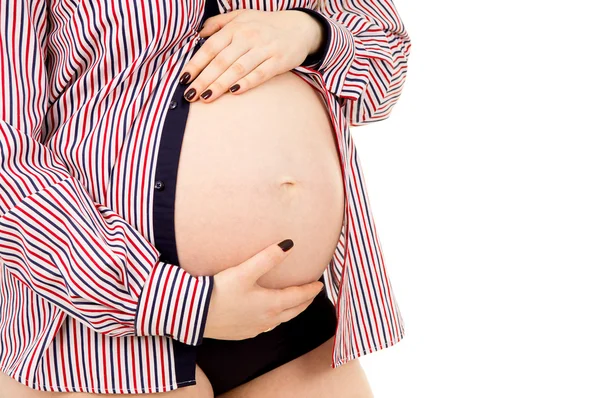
290, 7, 331, 70
289, 7, 361, 101
135, 261, 214, 345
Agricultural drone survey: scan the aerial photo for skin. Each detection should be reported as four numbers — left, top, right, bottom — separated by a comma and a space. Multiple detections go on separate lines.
0, 9, 375, 398
179, 9, 326, 103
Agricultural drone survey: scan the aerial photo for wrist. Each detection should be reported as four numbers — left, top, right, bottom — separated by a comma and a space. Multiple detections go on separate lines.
291, 9, 325, 56
307, 14, 326, 55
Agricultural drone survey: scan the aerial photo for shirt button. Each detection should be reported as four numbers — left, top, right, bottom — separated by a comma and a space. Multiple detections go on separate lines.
154, 180, 165, 191
169, 100, 177, 109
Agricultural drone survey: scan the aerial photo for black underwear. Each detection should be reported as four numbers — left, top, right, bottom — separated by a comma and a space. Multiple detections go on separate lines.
195, 274, 338, 396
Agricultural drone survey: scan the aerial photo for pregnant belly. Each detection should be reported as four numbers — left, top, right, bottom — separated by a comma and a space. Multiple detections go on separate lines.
174, 71, 345, 289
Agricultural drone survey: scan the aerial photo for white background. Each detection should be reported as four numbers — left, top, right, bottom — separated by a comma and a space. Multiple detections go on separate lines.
355, 1, 600, 397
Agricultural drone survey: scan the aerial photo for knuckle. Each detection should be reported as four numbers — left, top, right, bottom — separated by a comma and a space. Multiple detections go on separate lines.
272, 54, 285, 67
210, 80, 224, 93
244, 27, 259, 40
231, 62, 246, 75
227, 20, 240, 30
201, 42, 217, 58
266, 301, 281, 318
268, 50, 280, 61
213, 55, 228, 69
240, 75, 252, 88
267, 303, 280, 318
185, 57, 199, 70
190, 78, 205, 90
253, 67, 267, 81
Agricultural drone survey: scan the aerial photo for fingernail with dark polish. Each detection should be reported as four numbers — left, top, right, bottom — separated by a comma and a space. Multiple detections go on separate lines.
278, 239, 294, 252
200, 89, 212, 100
179, 72, 191, 85
184, 88, 196, 101
229, 84, 240, 93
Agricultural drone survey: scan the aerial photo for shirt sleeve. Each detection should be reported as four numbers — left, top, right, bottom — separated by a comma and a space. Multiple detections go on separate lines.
0, 1, 213, 346
290, 0, 411, 126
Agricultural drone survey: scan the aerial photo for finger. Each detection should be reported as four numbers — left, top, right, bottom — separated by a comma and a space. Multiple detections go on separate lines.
275, 296, 315, 324
198, 9, 243, 37
228, 56, 280, 97
201, 48, 269, 102
273, 280, 323, 311
237, 239, 294, 283
181, 30, 235, 101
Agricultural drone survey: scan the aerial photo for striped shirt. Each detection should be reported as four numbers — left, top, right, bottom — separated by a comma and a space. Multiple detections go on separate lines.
0, 0, 411, 393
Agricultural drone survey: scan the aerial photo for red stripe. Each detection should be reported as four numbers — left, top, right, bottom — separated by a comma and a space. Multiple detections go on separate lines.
71, 319, 82, 388
102, 334, 108, 391
130, 338, 138, 392
116, 338, 123, 389
347, 225, 372, 354
138, 263, 162, 336
0, 0, 409, 389
155, 265, 175, 335
182, 279, 199, 343
87, 326, 95, 391
145, 336, 152, 392
350, 150, 388, 345
168, 272, 185, 338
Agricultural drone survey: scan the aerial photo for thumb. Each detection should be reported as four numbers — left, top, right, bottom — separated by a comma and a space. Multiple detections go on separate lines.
198, 9, 243, 37
236, 239, 294, 284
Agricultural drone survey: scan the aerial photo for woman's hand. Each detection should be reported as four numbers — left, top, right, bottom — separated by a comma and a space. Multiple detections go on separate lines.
179, 9, 324, 103
202, 239, 325, 340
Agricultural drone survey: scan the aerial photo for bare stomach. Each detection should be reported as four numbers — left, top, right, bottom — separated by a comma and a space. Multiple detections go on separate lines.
174, 70, 345, 289
0, 71, 345, 398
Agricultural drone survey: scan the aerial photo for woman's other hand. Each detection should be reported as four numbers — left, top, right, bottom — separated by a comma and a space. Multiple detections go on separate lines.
202, 239, 325, 340
179, 9, 324, 103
